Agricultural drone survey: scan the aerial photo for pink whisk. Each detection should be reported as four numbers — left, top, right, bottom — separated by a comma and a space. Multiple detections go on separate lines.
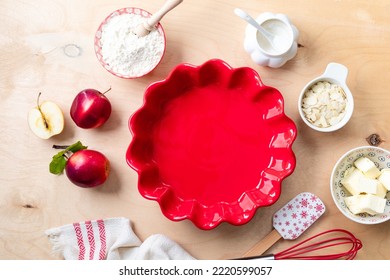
239, 229, 363, 260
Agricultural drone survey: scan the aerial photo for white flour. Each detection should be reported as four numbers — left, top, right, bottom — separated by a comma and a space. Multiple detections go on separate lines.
100, 13, 165, 77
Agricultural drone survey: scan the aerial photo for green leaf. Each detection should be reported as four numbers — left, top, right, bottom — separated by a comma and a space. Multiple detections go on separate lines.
67, 141, 88, 153
49, 141, 88, 175
49, 155, 67, 175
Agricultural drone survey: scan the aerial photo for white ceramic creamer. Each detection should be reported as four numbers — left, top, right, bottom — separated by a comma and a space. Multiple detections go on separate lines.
243, 12, 299, 68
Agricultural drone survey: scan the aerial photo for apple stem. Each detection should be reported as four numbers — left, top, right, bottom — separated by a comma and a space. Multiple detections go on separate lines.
37, 92, 49, 129
52, 145, 71, 159
102, 86, 112, 95
52, 145, 69, 149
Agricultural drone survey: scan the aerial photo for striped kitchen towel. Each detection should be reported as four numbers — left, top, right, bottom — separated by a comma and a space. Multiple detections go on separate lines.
45, 217, 195, 260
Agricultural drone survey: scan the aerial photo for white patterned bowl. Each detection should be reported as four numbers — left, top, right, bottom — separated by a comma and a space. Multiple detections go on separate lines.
330, 146, 390, 224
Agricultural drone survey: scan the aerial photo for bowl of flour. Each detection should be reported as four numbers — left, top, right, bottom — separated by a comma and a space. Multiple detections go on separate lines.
94, 7, 166, 78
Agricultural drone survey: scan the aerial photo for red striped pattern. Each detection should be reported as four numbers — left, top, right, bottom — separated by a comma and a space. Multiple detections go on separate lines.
73, 222, 85, 260
97, 219, 106, 260
85, 221, 95, 260
72, 220, 107, 260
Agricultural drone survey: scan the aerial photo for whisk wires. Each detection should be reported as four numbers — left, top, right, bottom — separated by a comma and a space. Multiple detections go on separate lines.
274, 229, 363, 260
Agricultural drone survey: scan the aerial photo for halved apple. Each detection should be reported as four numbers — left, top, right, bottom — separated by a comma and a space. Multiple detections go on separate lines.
28, 93, 64, 139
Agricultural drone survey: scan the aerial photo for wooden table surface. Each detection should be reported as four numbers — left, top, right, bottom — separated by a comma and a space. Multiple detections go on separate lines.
1, 0, 389, 260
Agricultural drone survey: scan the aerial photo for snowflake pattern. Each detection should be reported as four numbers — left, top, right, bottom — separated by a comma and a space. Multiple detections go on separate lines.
300, 198, 308, 207
273, 192, 326, 240
315, 203, 324, 212
291, 213, 297, 219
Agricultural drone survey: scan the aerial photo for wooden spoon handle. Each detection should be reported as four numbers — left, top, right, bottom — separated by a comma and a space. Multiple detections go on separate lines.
145, 0, 183, 30
241, 229, 282, 258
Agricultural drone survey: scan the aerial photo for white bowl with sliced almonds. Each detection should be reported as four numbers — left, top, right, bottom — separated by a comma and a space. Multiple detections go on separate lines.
330, 146, 390, 224
298, 62, 354, 132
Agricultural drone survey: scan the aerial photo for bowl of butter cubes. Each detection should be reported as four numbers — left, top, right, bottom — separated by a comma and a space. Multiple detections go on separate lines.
330, 146, 390, 224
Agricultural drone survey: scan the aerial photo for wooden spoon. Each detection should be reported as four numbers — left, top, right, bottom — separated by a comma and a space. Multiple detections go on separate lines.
133, 0, 183, 37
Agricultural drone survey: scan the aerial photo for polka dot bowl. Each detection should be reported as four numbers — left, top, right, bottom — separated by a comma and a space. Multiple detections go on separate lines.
330, 146, 390, 224
94, 7, 166, 79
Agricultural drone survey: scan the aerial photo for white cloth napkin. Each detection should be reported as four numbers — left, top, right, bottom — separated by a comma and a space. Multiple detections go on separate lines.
45, 217, 195, 260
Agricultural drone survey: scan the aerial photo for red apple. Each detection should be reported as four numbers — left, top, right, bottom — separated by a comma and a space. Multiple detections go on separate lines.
65, 149, 110, 188
70, 88, 112, 128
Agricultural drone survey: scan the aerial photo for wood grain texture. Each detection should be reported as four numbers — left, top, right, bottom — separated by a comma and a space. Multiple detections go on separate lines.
242, 229, 282, 258
0, 0, 389, 260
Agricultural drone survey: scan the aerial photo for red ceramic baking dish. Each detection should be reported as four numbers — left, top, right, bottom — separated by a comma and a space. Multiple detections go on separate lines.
126, 59, 297, 229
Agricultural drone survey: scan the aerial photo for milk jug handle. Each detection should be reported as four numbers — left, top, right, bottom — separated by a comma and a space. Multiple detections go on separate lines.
322, 63, 348, 84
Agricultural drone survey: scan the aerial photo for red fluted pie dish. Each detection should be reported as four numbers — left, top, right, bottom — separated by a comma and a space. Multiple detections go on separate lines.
126, 59, 297, 229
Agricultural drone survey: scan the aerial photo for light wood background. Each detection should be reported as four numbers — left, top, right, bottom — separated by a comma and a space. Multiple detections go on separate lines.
0, 0, 389, 260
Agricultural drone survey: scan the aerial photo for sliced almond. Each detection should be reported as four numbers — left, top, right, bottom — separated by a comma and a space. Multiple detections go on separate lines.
301, 81, 347, 128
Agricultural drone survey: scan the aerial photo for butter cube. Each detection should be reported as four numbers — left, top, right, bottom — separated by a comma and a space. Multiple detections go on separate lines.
376, 182, 388, 198
378, 169, 390, 191
344, 194, 386, 215
354, 157, 381, 178
341, 167, 383, 196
